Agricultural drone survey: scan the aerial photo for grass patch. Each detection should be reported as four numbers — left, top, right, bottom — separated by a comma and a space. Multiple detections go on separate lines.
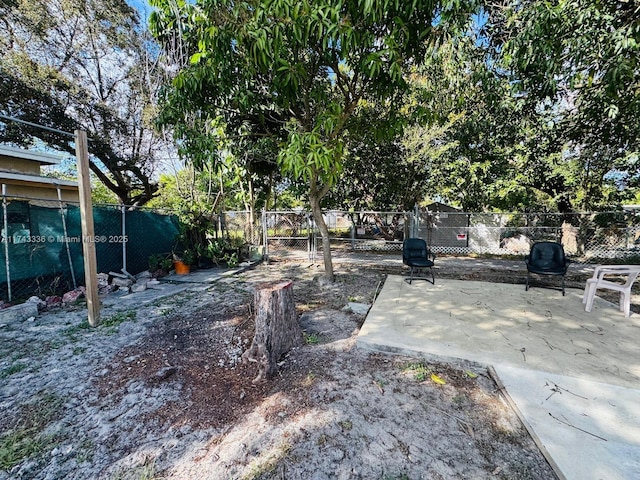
101, 310, 137, 328
74, 438, 94, 464
62, 321, 91, 342
72, 346, 86, 355
0, 393, 64, 471
110, 456, 158, 480
63, 310, 137, 340
304, 333, 321, 345
338, 420, 353, 431
0, 362, 28, 379
242, 442, 292, 480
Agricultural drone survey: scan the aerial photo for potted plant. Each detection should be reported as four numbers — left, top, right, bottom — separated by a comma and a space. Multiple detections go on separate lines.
173, 249, 195, 275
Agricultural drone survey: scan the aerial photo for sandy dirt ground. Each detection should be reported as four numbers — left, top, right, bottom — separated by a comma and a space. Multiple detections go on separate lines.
0, 259, 557, 479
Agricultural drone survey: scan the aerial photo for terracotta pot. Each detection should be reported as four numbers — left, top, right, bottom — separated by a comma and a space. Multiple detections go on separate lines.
173, 260, 191, 275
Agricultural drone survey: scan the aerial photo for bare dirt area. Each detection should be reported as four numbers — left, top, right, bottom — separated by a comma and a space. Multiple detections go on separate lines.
0, 259, 557, 480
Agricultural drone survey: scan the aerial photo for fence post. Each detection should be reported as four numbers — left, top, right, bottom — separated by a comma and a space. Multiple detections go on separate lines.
262, 209, 269, 261
121, 205, 127, 273
350, 215, 355, 250
411, 204, 420, 238
307, 213, 315, 261
56, 184, 77, 289
2, 184, 11, 302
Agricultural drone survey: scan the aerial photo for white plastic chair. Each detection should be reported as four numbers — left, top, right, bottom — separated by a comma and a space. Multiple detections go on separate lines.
582, 265, 640, 317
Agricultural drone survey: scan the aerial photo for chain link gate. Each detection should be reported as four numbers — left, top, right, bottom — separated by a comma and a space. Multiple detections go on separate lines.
263, 210, 318, 261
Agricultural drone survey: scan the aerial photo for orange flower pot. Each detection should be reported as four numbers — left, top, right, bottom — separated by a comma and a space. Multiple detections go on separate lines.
173, 260, 191, 275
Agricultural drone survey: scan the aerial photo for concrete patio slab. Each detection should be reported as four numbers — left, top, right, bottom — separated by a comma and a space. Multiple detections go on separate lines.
494, 366, 640, 480
357, 275, 640, 480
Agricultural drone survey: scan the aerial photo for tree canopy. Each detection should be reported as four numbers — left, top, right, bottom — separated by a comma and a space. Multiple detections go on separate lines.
149, 0, 478, 279
490, 0, 640, 210
387, 2, 640, 213
0, 0, 172, 205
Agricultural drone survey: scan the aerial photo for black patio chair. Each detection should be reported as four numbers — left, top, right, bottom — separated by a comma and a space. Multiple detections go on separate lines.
525, 241, 570, 295
402, 238, 436, 284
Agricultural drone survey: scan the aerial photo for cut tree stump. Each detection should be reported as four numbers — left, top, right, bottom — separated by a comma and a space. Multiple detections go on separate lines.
242, 280, 303, 383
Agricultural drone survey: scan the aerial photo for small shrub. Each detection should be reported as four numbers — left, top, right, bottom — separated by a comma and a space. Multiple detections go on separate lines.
304, 333, 320, 345
402, 362, 432, 382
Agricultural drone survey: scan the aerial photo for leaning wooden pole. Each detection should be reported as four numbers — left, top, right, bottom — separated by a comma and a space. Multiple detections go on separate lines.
75, 130, 101, 326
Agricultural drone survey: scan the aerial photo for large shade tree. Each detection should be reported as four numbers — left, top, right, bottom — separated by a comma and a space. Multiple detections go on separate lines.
405, 2, 640, 213
0, 0, 171, 205
325, 102, 460, 212
490, 0, 640, 210
150, 0, 477, 280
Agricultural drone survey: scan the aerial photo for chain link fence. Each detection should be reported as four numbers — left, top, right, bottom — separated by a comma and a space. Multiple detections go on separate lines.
263, 211, 315, 259
412, 210, 640, 263
0, 195, 180, 302
4, 200, 638, 302
263, 208, 640, 265
263, 210, 410, 259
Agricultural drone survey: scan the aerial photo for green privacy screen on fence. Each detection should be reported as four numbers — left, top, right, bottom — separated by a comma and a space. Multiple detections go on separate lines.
0, 200, 180, 301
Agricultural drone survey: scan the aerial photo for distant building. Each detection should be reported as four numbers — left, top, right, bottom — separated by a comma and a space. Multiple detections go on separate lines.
422, 202, 470, 250
0, 145, 78, 202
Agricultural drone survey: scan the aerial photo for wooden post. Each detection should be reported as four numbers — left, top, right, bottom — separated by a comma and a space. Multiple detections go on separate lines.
242, 280, 302, 383
75, 130, 101, 326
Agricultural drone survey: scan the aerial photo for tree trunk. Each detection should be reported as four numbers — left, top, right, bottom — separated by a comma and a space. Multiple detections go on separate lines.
242, 280, 302, 383
310, 193, 334, 281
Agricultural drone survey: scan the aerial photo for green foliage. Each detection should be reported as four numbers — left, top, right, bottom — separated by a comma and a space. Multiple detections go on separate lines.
196, 238, 240, 266
148, 253, 173, 272
407, 34, 531, 211
405, 14, 639, 213
90, 176, 121, 205
402, 362, 432, 382
304, 333, 320, 345
224, 251, 239, 268
63, 310, 136, 338
149, 167, 252, 267
0, 0, 171, 205
101, 310, 137, 328
323, 102, 425, 211
150, 0, 478, 277
177, 248, 196, 265
0, 362, 28, 379
488, 0, 640, 210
